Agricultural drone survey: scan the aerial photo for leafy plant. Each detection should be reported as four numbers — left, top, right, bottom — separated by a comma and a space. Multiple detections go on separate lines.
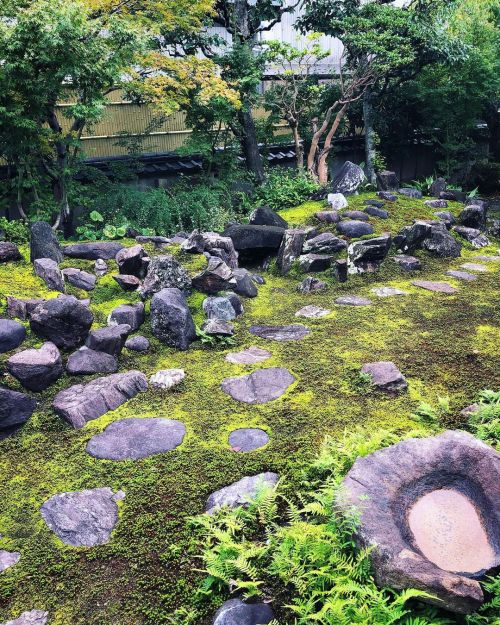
195, 326, 236, 348
254, 169, 319, 212
0, 217, 30, 243
411, 396, 451, 426
410, 176, 435, 195
467, 389, 500, 448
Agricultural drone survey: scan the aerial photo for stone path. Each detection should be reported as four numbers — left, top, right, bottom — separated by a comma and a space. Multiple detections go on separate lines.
221, 368, 295, 404
460, 263, 487, 272
335, 295, 372, 306
229, 428, 269, 452
295, 305, 330, 318
371, 287, 408, 297
225, 346, 271, 365
412, 280, 458, 294
446, 270, 477, 281
249, 324, 310, 341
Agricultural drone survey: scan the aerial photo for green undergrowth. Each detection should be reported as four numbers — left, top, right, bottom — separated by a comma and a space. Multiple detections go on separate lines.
0, 192, 499, 624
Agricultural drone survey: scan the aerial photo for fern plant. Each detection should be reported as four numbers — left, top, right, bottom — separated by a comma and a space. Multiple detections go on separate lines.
467, 389, 500, 448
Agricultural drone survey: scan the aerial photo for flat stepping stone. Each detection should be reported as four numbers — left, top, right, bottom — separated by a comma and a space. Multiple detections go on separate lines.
295, 305, 330, 318
225, 346, 271, 365
371, 287, 408, 297
40, 487, 123, 546
1, 611, 49, 625
473, 255, 500, 262
206, 472, 278, 513
221, 367, 295, 404
150, 369, 185, 390
87, 418, 186, 460
229, 428, 269, 452
335, 295, 372, 306
362, 361, 408, 393
249, 324, 310, 341
460, 263, 487, 272
446, 270, 477, 281
412, 280, 458, 294
0, 550, 20, 573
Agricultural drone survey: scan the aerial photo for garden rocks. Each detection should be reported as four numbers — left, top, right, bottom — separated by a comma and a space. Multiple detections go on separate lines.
335, 295, 372, 306
394, 221, 461, 258
94, 259, 108, 276
331, 259, 348, 282
453, 226, 489, 248
30, 221, 63, 263
344, 210, 369, 222
277, 229, 307, 274
376, 171, 399, 191
136, 235, 170, 246
63, 241, 124, 260
250, 325, 310, 341
225, 346, 271, 365
140, 254, 191, 299
40, 487, 122, 546
229, 429, 270, 452
249, 206, 288, 228
0, 242, 22, 263
53, 370, 148, 428
0, 550, 20, 573
412, 280, 458, 293
315, 210, 340, 223
421, 226, 462, 258
212, 599, 274, 625
223, 224, 285, 257
34, 258, 64, 292
295, 305, 330, 318
434, 211, 456, 228
108, 302, 144, 331
362, 361, 408, 393
327, 193, 348, 209
222, 367, 294, 404
66, 347, 118, 375
150, 288, 196, 350
113, 274, 141, 291
86, 418, 186, 460
206, 473, 279, 513
392, 254, 421, 271
232, 268, 258, 298
297, 276, 327, 293
298, 254, 332, 273
0, 387, 36, 438
303, 232, 347, 255
7, 342, 63, 392
425, 199, 448, 209
446, 270, 477, 281
86, 324, 131, 356
124, 335, 150, 352
430, 177, 447, 196
62, 268, 96, 291
6, 297, 45, 321
0, 319, 26, 353
347, 234, 391, 274
459, 205, 487, 229
377, 191, 397, 202
150, 369, 185, 390
371, 287, 408, 297
439, 190, 466, 202
331, 161, 366, 195
201, 319, 234, 336
337, 220, 374, 238
30, 295, 93, 350
399, 187, 422, 199
461, 262, 487, 272
2, 610, 49, 625
183, 232, 239, 269
116, 245, 150, 279
203, 296, 241, 321
364, 206, 388, 219
192, 257, 236, 294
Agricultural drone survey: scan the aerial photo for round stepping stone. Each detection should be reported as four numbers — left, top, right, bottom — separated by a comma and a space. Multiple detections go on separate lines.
206, 472, 279, 513
249, 325, 310, 341
150, 369, 185, 390
460, 263, 487, 272
445, 270, 477, 282
40, 487, 123, 546
335, 295, 372, 306
87, 418, 186, 460
225, 346, 271, 365
362, 361, 408, 393
371, 287, 408, 297
295, 305, 330, 318
221, 367, 295, 404
1, 610, 49, 625
0, 550, 20, 573
229, 428, 269, 452
412, 280, 458, 294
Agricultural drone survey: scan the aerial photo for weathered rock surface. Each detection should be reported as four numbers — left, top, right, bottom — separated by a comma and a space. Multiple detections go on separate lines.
344, 210, 369, 222
277, 229, 307, 275
434, 211, 456, 228
206, 472, 279, 513
2, 610, 49, 625
335, 295, 372, 306
331, 258, 348, 282
30, 221, 63, 263
140, 254, 191, 299
232, 268, 258, 298
222, 368, 294, 404
250, 324, 310, 341
0, 387, 36, 438
459, 205, 487, 229
249, 206, 288, 228
331, 161, 366, 194
395, 221, 461, 258
30, 295, 93, 349
303, 232, 347, 255
392, 255, 421, 271
150, 288, 196, 350
223, 224, 284, 254
7, 342, 63, 391
202, 319, 234, 336
348, 234, 391, 274
87, 418, 186, 460
6, 297, 45, 321
108, 302, 144, 331
461, 262, 487, 272
34, 258, 64, 292
376, 171, 399, 191
67, 347, 118, 375
113, 274, 141, 291
327, 193, 348, 209
225, 346, 271, 365
364, 206, 388, 219
203, 296, 239, 321
445, 270, 477, 281
337, 220, 374, 238
297, 276, 327, 294
315, 210, 340, 224
86, 324, 131, 356
212, 599, 274, 625
63, 242, 124, 260
425, 199, 448, 209
0, 319, 26, 353
361, 361, 408, 392
295, 305, 330, 318
40, 487, 123, 546
0, 242, 22, 263
183, 231, 239, 268
399, 187, 422, 199
150, 369, 185, 390
53, 370, 148, 428
0, 550, 20, 573
192, 257, 236, 294
298, 253, 332, 273
453, 226, 489, 248
124, 335, 150, 352
412, 280, 458, 293
94, 258, 108, 276
115, 245, 149, 279
421, 226, 462, 258
430, 177, 447, 196
377, 191, 397, 202
62, 267, 96, 291
229, 428, 270, 452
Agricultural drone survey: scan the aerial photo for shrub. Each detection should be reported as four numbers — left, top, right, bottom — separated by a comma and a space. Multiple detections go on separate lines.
467, 389, 500, 449
0, 217, 30, 243
254, 169, 319, 212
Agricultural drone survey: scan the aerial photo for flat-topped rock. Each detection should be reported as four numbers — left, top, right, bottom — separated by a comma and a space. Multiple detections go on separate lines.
337, 220, 374, 238
249, 324, 310, 341
0, 319, 26, 353
473, 255, 500, 262
206, 472, 279, 513
344, 210, 369, 221
225, 346, 271, 365
371, 287, 408, 297
223, 224, 284, 252
113, 274, 140, 291
34, 258, 64, 292
412, 280, 458, 293
7, 342, 63, 392
364, 206, 388, 219
229, 428, 270, 452
62, 268, 96, 291
461, 263, 487, 272
0, 387, 36, 438
453, 226, 489, 248
221, 367, 295, 404
0, 550, 20, 573
298, 253, 333, 273
53, 370, 148, 429
150, 368, 185, 390
2, 610, 49, 625
213, 599, 274, 625
335, 295, 372, 306
40, 487, 122, 546
361, 361, 408, 393
302, 232, 347, 255
108, 302, 144, 331
67, 347, 118, 375
446, 270, 477, 281
192, 257, 235, 294
87, 418, 186, 460
392, 255, 421, 271
315, 210, 340, 223
86, 324, 131, 356
30, 295, 93, 349
295, 305, 330, 318
63, 241, 124, 260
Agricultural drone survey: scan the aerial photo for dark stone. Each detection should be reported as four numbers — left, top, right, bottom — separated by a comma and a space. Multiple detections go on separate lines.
298, 254, 333, 272
249, 206, 288, 228
213, 599, 274, 625
150, 288, 196, 350
459, 205, 487, 229
430, 177, 447, 196
115, 245, 150, 279
224, 292, 244, 316
303, 233, 347, 255
376, 170, 399, 191
7, 342, 63, 391
30, 295, 93, 350
421, 226, 462, 258
364, 206, 389, 219
53, 370, 148, 428
297, 276, 327, 294
277, 229, 307, 274
315, 210, 340, 223
140, 254, 191, 299
331, 259, 348, 282
425, 199, 448, 209
183, 232, 238, 269
6, 297, 45, 320
344, 210, 369, 221
439, 190, 467, 202
34, 258, 64, 292
347, 234, 391, 274
87, 418, 186, 460
364, 199, 385, 208
394, 220, 461, 257
399, 188, 422, 199
338, 431, 500, 614
0, 386, 36, 438
453, 226, 490, 248
250, 324, 310, 341
1, 610, 48, 625
113, 274, 141, 291
231, 268, 258, 298
361, 361, 407, 393
203, 296, 240, 321
206, 473, 279, 514
62, 267, 96, 291
335, 295, 372, 306
41, 487, 122, 546
201, 319, 234, 336
0, 242, 22, 263
392, 255, 422, 271
223, 224, 284, 258
86, 324, 131, 356
327, 193, 348, 209
412, 280, 458, 293
67, 347, 118, 375
337, 220, 374, 238
63, 241, 124, 260
192, 257, 236, 294
124, 335, 150, 352
108, 302, 144, 331
434, 211, 456, 228
377, 191, 398, 202
331, 161, 366, 194
466, 198, 488, 210
30, 221, 63, 263
0, 319, 26, 353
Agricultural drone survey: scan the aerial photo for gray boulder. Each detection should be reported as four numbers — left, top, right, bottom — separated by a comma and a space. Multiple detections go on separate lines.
364, 206, 389, 219
331, 161, 366, 195
2, 611, 49, 625
115, 245, 150, 279
376, 171, 398, 191
331, 259, 348, 282
192, 257, 236, 294
315, 210, 340, 223
277, 229, 308, 275
362, 361, 408, 393
0, 319, 26, 353
425, 199, 448, 209
6, 297, 45, 321
34, 258, 64, 292
229, 428, 270, 452
30, 295, 93, 350
250, 325, 310, 341
421, 226, 462, 258
113, 274, 141, 291
399, 188, 422, 199
206, 473, 279, 513
303, 232, 347, 255
108, 302, 144, 331
249, 206, 287, 228
377, 191, 397, 202
298, 254, 332, 273
0, 242, 22, 263
201, 319, 234, 336
223, 224, 284, 257
459, 205, 487, 229
7, 342, 63, 392
140, 254, 191, 299
430, 177, 447, 196
203, 296, 240, 321
454, 226, 490, 248
344, 210, 369, 222
30, 221, 63, 263
53, 370, 148, 428
0, 386, 36, 438
63, 241, 124, 260
297, 276, 327, 294
150, 288, 196, 350
66, 347, 118, 375
347, 234, 391, 274
232, 268, 258, 298
124, 335, 150, 352
183, 231, 239, 269
86, 324, 131, 356
62, 268, 96, 291
434, 211, 456, 228
337, 220, 374, 238
395, 220, 461, 257
213, 599, 274, 625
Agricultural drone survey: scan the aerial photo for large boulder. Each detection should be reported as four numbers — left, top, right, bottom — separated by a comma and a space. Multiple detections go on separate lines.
337, 220, 374, 238
30, 221, 63, 263
206, 473, 279, 514
115, 245, 150, 279
192, 257, 236, 294
30, 295, 93, 350
53, 370, 148, 428
7, 342, 63, 392
331, 161, 366, 195
376, 170, 399, 191
62, 268, 96, 291
453, 226, 489, 248
277, 229, 308, 275
139, 254, 191, 299
0, 386, 36, 438
303, 232, 347, 255
399, 187, 422, 199
150, 288, 196, 350
108, 302, 144, 331
347, 234, 391, 274
212, 599, 274, 625
66, 347, 118, 375
85, 324, 131, 356
34, 258, 65, 292
394, 220, 461, 257
459, 205, 487, 229
0, 242, 22, 263
223, 224, 284, 260
63, 241, 124, 260
231, 268, 258, 298
249, 206, 288, 228
183, 231, 239, 269
421, 225, 462, 258
0, 319, 26, 353
6, 297, 45, 321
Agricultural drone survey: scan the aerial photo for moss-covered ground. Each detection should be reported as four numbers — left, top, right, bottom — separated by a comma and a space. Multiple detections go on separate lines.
0, 193, 499, 624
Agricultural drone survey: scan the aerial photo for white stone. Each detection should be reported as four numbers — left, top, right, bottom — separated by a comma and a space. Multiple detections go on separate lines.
295, 305, 331, 318
150, 368, 185, 390
327, 193, 348, 210
371, 287, 408, 297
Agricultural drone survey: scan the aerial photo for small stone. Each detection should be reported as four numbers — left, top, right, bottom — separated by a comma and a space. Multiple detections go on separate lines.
0, 319, 26, 353
364, 199, 385, 208
202, 319, 234, 336
94, 259, 108, 276
149, 368, 185, 390
434, 211, 456, 228
344, 210, 369, 221
315, 210, 340, 224
295, 305, 330, 318
86, 324, 131, 356
393, 255, 421, 271
66, 347, 118, 375
0, 550, 21, 573
113, 274, 140, 291
335, 295, 372, 306
364, 206, 389, 219
250, 325, 310, 341
412, 281, 458, 293
459, 205, 487, 229
297, 277, 327, 293
225, 346, 271, 365
445, 270, 477, 282
7, 342, 63, 391
124, 335, 150, 352
362, 361, 408, 393
377, 191, 397, 202
327, 193, 348, 210
0, 242, 22, 263
229, 428, 269, 452
62, 268, 96, 291
337, 220, 374, 238
108, 302, 144, 331
298, 253, 333, 273
460, 263, 487, 272
371, 287, 408, 297
232, 268, 258, 298
473, 255, 500, 262
34, 258, 64, 292
1, 610, 49, 625
251, 274, 265, 285
332, 259, 348, 283
222, 368, 294, 404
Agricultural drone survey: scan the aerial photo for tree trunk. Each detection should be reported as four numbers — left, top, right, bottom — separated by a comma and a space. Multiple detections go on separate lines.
238, 106, 265, 184
291, 124, 304, 170
363, 88, 377, 185
315, 104, 349, 186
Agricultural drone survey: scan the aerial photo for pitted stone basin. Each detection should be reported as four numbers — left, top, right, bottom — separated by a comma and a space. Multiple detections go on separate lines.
408, 489, 495, 574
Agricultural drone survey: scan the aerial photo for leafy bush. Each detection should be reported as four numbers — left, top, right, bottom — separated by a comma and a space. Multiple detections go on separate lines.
467, 389, 500, 448
254, 169, 319, 211
0, 217, 30, 243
